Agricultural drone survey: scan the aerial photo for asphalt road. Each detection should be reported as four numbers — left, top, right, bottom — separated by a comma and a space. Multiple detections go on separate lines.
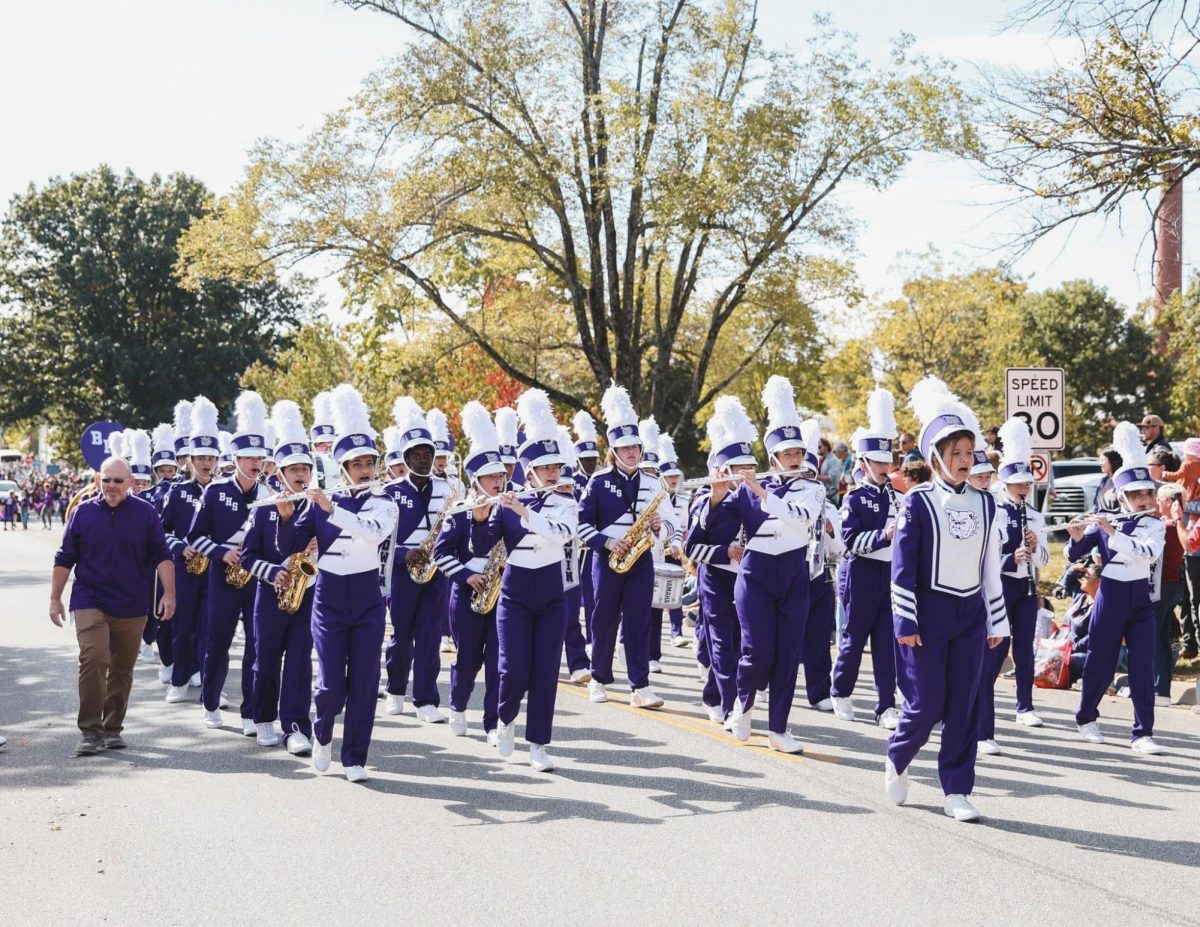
2, 525, 1198, 926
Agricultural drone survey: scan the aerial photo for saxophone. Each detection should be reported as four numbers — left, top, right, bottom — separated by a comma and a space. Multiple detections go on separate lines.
470, 540, 507, 614
184, 549, 209, 575
225, 554, 252, 589
408, 485, 460, 584
277, 552, 318, 614
608, 488, 667, 574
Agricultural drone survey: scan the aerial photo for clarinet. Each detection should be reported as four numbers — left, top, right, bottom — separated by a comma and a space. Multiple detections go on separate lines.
1017, 501, 1036, 598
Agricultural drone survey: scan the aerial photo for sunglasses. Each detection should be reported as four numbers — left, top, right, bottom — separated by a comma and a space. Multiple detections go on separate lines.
101, 477, 126, 484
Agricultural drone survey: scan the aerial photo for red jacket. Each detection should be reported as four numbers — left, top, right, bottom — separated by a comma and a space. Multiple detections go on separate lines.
1163, 457, 1200, 504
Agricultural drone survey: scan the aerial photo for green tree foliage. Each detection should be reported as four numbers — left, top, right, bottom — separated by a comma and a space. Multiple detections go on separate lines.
178, 0, 977, 433
0, 167, 312, 455
1155, 275, 1200, 437
241, 320, 354, 412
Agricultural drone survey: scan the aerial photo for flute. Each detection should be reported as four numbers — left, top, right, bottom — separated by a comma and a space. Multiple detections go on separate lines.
441, 482, 564, 517
680, 467, 809, 490
246, 479, 387, 509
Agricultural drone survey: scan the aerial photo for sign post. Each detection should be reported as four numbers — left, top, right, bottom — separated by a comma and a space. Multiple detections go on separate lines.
1005, 367, 1066, 452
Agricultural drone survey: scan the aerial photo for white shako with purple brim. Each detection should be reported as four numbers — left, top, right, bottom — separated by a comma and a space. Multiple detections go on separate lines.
855, 387, 898, 466
310, 391, 335, 446
218, 432, 234, 470
172, 400, 193, 457
189, 396, 221, 457
998, 417, 1035, 486
231, 390, 270, 461
271, 400, 314, 469
762, 374, 807, 463
1110, 421, 1157, 498
127, 429, 153, 484
799, 418, 823, 475
495, 407, 519, 467
262, 422, 276, 461
152, 423, 176, 472
330, 383, 380, 470
967, 397, 995, 478
428, 408, 454, 459
516, 388, 566, 475
707, 395, 758, 471
572, 410, 601, 461
555, 425, 578, 487
392, 396, 435, 457
512, 387, 577, 581
382, 426, 404, 471
638, 417, 661, 473
658, 434, 682, 480
601, 382, 641, 450
460, 401, 506, 482
656, 432, 687, 552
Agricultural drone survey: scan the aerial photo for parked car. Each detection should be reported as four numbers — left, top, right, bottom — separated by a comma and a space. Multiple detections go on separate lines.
1041, 457, 1103, 532
0, 479, 19, 496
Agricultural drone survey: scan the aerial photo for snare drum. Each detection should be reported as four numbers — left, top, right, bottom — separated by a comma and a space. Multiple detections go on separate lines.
652, 563, 685, 609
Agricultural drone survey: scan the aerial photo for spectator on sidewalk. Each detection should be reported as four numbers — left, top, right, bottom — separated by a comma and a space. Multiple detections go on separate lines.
1139, 414, 1171, 454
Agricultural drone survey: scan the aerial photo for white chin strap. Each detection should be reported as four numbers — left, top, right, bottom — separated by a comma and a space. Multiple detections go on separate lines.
234, 458, 260, 484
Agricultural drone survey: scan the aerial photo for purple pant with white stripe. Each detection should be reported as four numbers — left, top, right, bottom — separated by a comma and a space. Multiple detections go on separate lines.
803, 574, 835, 706
698, 564, 739, 717
202, 573, 258, 717
385, 569, 447, 706
562, 584, 590, 673
448, 582, 498, 733
1076, 576, 1155, 740
252, 589, 314, 738
832, 556, 896, 716
977, 575, 1037, 740
498, 564, 567, 745
589, 552, 653, 690
888, 589, 986, 796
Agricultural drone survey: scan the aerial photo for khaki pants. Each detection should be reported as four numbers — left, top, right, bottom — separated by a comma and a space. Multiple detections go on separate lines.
74, 609, 147, 736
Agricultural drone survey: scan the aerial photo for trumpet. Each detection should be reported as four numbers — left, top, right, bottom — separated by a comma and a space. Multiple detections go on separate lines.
680, 467, 809, 491
442, 482, 564, 518
246, 479, 386, 509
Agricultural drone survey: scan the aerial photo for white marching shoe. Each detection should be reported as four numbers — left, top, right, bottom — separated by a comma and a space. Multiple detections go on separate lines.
767, 731, 805, 754
730, 704, 752, 742
1015, 710, 1044, 727
416, 704, 448, 724
256, 723, 280, 747
440, 635, 456, 653
139, 643, 156, 664
569, 668, 592, 685
286, 729, 312, 756
219, 692, 230, 710
670, 634, 688, 648
1154, 695, 1172, 707
487, 728, 499, 748
630, 686, 664, 709
648, 660, 663, 674
529, 744, 555, 772
704, 703, 725, 724
157, 663, 173, 685
1131, 736, 1164, 755
696, 660, 709, 682
977, 739, 1002, 756
588, 680, 608, 703
877, 707, 901, 730
943, 794, 981, 822
496, 721, 515, 759
241, 718, 257, 737
312, 740, 332, 773
189, 672, 201, 687
832, 696, 855, 721
812, 698, 834, 713
1077, 721, 1105, 744
884, 758, 909, 805
385, 693, 406, 716
202, 709, 223, 729
344, 765, 369, 783
165, 684, 190, 704
449, 710, 468, 736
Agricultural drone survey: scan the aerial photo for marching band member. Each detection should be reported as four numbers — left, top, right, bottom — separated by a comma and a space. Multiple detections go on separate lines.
578, 384, 664, 709
799, 419, 844, 714
428, 407, 460, 653
434, 402, 506, 741
382, 426, 408, 481
170, 400, 192, 490
572, 410, 602, 645
650, 433, 688, 671
555, 424, 592, 685
145, 422, 180, 680
968, 448, 997, 492
1068, 422, 1166, 754
188, 391, 272, 734
496, 407, 520, 488
832, 388, 901, 727
238, 401, 317, 754
160, 397, 220, 704
492, 389, 578, 770
383, 397, 453, 723
310, 390, 339, 490
685, 399, 754, 725
977, 418, 1049, 756
261, 422, 279, 490
885, 377, 1009, 822
638, 417, 666, 672
127, 430, 153, 495
718, 376, 820, 754
217, 432, 236, 478
277, 384, 398, 782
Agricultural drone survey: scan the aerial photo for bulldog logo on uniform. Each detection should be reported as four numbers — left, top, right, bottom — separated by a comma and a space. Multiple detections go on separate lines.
739, 443, 751, 455
947, 509, 978, 540
249, 436, 261, 446
351, 435, 366, 447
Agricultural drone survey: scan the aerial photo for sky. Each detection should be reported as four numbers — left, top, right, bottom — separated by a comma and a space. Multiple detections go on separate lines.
0, 0, 1189, 318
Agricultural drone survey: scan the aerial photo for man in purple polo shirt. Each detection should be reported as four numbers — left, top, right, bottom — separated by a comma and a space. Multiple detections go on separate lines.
51, 456, 176, 757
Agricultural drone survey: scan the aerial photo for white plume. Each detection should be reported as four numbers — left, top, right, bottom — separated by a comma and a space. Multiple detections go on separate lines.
658, 433, 678, 464
127, 429, 151, 468
218, 432, 233, 456
639, 416, 661, 458
557, 425, 577, 470
331, 383, 375, 438
263, 422, 276, 450
461, 401, 500, 452
516, 388, 559, 443
172, 400, 192, 440
998, 416, 1032, 469
192, 396, 219, 437
762, 375, 801, 431
107, 431, 127, 458
800, 418, 823, 454
908, 376, 957, 427
866, 388, 898, 438
235, 390, 268, 435
311, 390, 334, 427
271, 400, 308, 447
391, 395, 427, 434
572, 409, 598, 443
495, 407, 519, 446
152, 423, 175, 456
382, 426, 402, 456
849, 426, 867, 450
599, 381, 638, 430
1112, 421, 1148, 469
427, 408, 450, 445
710, 395, 757, 447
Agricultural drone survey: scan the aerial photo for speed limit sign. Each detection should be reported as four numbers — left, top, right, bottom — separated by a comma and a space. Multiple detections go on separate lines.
1006, 367, 1065, 451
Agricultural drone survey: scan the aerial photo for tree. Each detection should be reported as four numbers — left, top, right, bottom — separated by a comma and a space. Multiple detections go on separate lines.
1155, 274, 1200, 436
241, 320, 354, 411
1015, 279, 1163, 452
178, 0, 977, 432
0, 167, 312, 453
